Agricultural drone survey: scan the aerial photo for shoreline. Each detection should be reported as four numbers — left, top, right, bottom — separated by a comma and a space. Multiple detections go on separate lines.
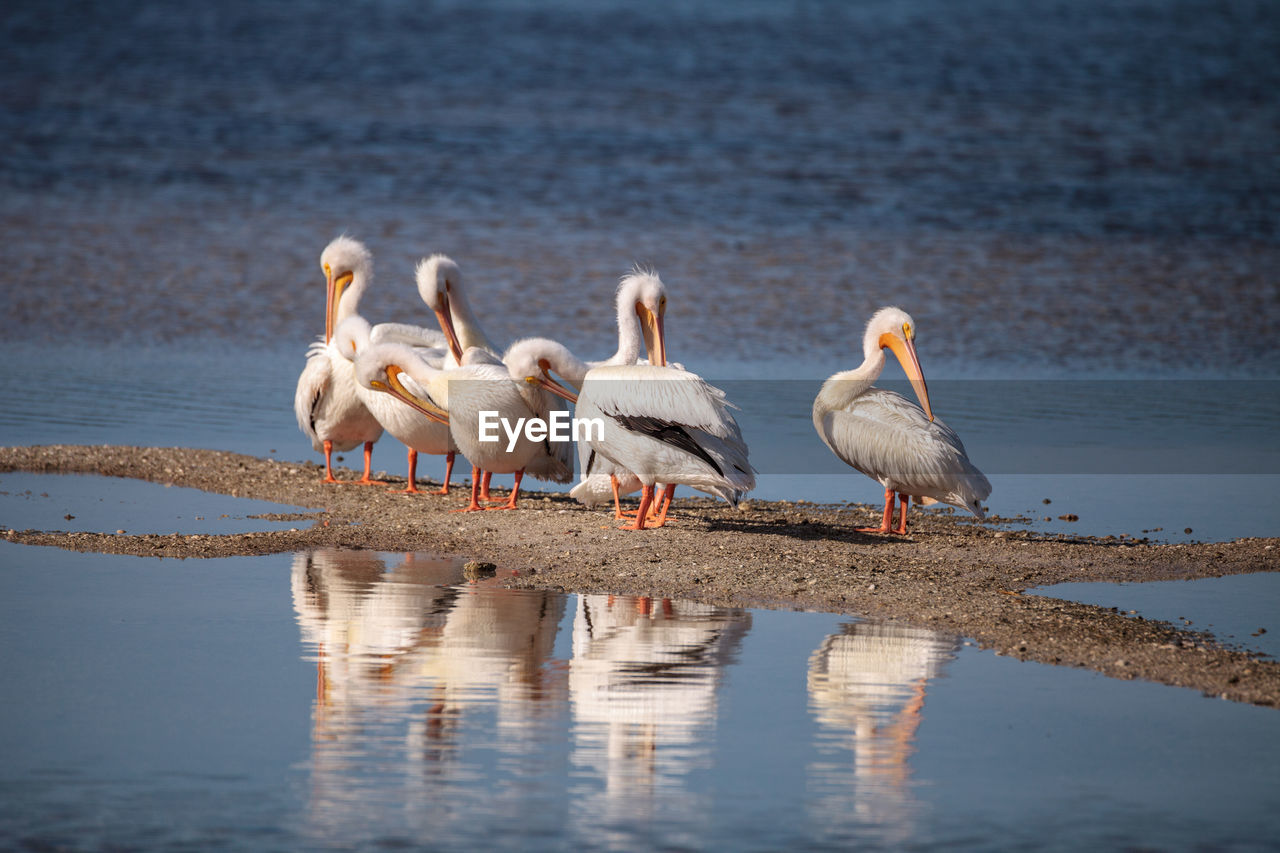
2, 443, 1278, 708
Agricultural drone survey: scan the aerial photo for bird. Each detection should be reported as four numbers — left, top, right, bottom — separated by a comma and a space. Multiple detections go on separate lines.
518, 270, 754, 530
503, 270, 663, 519
293, 236, 386, 485
356, 343, 550, 512
415, 254, 498, 369
812, 306, 990, 534
414, 254, 530, 503
333, 315, 457, 494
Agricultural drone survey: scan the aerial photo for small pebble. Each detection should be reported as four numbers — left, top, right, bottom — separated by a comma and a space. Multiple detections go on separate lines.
1042, 498, 1051, 504
1184, 528, 1193, 534
116, 529, 126, 535
1058, 514, 1079, 522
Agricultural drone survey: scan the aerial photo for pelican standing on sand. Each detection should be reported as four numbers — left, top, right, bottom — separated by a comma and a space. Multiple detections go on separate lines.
812, 306, 990, 534
356, 343, 552, 512
294, 236, 385, 484
333, 315, 456, 494
524, 270, 755, 530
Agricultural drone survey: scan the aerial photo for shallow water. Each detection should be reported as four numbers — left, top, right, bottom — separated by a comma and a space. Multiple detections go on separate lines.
2, 342, 1275, 543
0, 471, 309, 536
1035, 572, 1280, 660
2, 544, 1278, 851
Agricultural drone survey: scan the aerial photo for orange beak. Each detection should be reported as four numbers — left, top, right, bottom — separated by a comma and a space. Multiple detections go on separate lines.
638, 303, 667, 367
529, 372, 579, 404
324, 269, 353, 344
379, 365, 449, 425
880, 332, 933, 421
433, 291, 463, 363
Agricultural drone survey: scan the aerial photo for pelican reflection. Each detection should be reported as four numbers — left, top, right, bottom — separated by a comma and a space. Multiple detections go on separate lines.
807, 621, 960, 844
291, 549, 568, 842
569, 594, 751, 843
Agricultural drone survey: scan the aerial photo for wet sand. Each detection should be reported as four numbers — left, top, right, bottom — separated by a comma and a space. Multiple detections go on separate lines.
3, 443, 1278, 708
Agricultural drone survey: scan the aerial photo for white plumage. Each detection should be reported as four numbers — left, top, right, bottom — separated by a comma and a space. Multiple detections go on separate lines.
357, 342, 558, 512
513, 269, 754, 530
336, 316, 457, 494
293, 236, 385, 484
813, 306, 990, 534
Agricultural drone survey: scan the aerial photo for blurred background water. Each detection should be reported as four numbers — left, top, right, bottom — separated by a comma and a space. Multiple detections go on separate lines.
2, 0, 1278, 539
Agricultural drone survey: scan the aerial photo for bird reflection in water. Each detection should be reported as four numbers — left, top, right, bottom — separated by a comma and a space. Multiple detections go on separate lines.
290, 549, 568, 843
568, 594, 751, 845
806, 621, 960, 845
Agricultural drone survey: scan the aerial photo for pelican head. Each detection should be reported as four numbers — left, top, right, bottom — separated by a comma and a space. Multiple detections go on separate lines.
618, 266, 667, 367
331, 315, 372, 363
415, 254, 465, 362
355, 342, 450, 425
504, 337, 586, 403
865, 306, 933, 421
320, 236, 373, 343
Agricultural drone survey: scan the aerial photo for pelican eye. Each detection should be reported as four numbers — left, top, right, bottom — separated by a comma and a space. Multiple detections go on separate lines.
903, 322, 913, 340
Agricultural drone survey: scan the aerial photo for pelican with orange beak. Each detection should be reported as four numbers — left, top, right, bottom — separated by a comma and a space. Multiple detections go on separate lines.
294, 236, 386, 484
520, 269, 754, 530
812, 307, 990, 534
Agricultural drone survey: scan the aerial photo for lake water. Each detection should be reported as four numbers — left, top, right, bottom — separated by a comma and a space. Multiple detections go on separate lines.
2, 1, 1278, 847
1, 544, 1278, 851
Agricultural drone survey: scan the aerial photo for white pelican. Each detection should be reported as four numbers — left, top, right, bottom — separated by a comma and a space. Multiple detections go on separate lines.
522, 270, 754, 530
293, 236, 385, 484
506, 271, 676, 519
333, 316, 457, 494
357, 343, 552, 512
415, 254, 533, 503
415, 253, 498, 368
812, 306, 990, 534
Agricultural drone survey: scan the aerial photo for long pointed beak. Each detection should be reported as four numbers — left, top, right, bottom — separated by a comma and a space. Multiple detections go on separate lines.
433, 293, 464, 363
379, 365, 450, 425
639, 306, 667, 367
324, 268, 336, 343
325, 271, 353, 344
881, 333, 934, 421
530, 374, 579, 404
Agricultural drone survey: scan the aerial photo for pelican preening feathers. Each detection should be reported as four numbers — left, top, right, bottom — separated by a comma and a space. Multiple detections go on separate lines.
294, 236, 385, 485
813, 307, 990, 535
295, 238, 989, 534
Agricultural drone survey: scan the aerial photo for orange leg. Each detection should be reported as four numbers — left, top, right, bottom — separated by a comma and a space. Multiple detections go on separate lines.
611, 474, 628, 520
647, 485, 674, 528
430, 452, 454, 496
387, 448, 420, 494
893, 492, 910, 535
479, 470, 506, 503
485, 469, 524, 510
620, 484, 656, 530
321, 440, 341, 483
858, 486, 896, 534
350, 441, 386, 486
450, 466, 486, 512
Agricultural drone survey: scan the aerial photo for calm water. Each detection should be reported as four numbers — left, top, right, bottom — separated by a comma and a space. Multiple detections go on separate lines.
2, 544, 1278, 851
2, 3, 1278, 847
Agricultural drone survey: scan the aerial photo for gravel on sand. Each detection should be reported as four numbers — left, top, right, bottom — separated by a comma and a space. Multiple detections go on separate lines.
3, 444, 1278, 707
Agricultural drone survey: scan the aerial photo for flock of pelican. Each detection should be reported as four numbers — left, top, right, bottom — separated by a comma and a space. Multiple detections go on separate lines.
295, 236, 990, 533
